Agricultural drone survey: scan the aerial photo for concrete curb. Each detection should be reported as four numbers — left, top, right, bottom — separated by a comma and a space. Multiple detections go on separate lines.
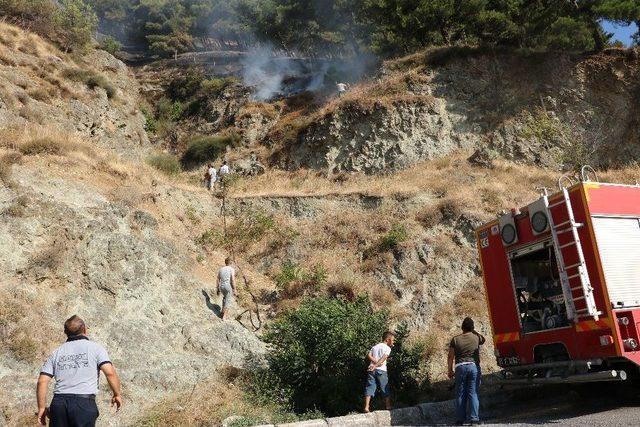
276, 399, 456, 426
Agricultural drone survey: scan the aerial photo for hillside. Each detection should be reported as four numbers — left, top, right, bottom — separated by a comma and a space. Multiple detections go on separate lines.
0, 23, 267, 426
2, 17, 640, 427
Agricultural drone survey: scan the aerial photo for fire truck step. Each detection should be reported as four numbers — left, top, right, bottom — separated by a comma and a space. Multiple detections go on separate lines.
560, 241, 577, 249
548, 200, 567, 209
567, 273, 581, 280
556, 227, 574, 235
564, 262, 583, 270
553, 221, 584, 229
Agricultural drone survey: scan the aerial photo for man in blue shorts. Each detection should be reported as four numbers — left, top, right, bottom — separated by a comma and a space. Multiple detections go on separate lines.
364, 331, 395, 412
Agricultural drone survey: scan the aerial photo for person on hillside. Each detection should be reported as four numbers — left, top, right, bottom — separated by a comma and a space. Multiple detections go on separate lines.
336, 82, 348, 97
217, 257, 237, 320
36, 315, 122, 427
208, 163, 217, 191
204, 163, 213, 190
218, 161, 230, 189
447, 317, 485, 426
364, 331, 395, 413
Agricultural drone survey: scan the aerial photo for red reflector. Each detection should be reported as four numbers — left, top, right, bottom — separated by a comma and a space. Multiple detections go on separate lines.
599, 335, 614, 346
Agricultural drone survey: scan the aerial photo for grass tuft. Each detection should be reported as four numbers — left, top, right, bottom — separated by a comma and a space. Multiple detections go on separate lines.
147, 153, 181, 176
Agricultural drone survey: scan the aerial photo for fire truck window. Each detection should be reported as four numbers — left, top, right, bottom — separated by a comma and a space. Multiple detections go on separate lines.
510, 246, 569, 333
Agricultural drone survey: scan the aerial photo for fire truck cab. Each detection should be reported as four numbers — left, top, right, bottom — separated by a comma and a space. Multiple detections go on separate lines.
476, 171, 640, 384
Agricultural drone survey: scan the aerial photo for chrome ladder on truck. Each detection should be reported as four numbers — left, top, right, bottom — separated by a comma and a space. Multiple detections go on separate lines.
543, 187, 601, 322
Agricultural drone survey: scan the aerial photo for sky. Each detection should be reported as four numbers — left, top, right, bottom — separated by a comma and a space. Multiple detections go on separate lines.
602, 20, 638, 46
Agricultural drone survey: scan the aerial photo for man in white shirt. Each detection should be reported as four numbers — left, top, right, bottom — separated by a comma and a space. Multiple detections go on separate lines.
208, 164, 217, 190
364, 331, 395, 412
219, 161, 230, 176
336, 82, 348, 97
216, 257, 237, 320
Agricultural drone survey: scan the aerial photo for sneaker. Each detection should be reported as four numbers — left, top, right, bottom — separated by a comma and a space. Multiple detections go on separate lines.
470, 421, 482, 425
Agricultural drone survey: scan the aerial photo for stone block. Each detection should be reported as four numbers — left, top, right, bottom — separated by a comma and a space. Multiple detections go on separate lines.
372, 410, 391, 426
277, 420, 328, 427
417, 399, 454, 424
389, 406, 423, 425
326, 413, 376, 427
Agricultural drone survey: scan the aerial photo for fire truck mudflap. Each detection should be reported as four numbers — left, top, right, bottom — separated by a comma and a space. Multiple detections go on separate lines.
477, 172, 640, 385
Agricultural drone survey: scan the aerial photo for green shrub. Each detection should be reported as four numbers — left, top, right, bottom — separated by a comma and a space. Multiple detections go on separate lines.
157, 98, 184, 121
146, 153, 181, 176
99, 36, 121, 55
259, 295, 428, 416
180, 133, 240, 169
364, 223, 409, 258
273, 262, 328, 299
216, 209, 276, 253
141, 106, 157, 133
54, 0, 97, 52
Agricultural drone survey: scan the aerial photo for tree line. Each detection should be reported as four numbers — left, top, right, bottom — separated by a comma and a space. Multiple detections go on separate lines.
1, 1, 639, 56
90, 0, 640, 57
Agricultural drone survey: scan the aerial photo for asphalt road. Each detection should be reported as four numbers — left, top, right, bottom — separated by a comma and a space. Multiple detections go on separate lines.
478, 383, 640, 426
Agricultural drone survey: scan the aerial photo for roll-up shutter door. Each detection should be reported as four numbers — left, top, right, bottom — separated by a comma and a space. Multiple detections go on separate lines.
592, 216, 640, 308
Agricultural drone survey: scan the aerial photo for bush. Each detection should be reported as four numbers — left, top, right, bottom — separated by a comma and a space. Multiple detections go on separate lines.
363, 223, 408, 259
260, 295, 429, 416
99, 36, 121, 55
19, 137, 67, 155
54, 0, 97, 52
141, 106, 157, 133
274, 262, 328, 299
85, 74, 116, 99
215, 209, 276, 253
146, 153, 181, 176
62, 68, 116, 99
180, 133, 240, 169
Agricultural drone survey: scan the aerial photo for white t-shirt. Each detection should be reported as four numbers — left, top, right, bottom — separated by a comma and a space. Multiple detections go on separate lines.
208, 167, 217, 181
369, 342, 392, 372
337, 83, 347, 92
218, 266, 235, 289
219, 165, 230, 175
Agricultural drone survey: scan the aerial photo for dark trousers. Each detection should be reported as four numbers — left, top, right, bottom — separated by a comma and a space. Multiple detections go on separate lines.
49, 394, 99, 427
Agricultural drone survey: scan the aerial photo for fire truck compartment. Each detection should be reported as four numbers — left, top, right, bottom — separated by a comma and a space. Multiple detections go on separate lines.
592, 216, 640, 309
509, 241, 569, 333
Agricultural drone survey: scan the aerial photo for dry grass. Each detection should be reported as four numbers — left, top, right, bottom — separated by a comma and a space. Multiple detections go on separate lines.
0, 151, 22, 188
137, 374, 298, 427
0, 126, 95, 158
4, 194, 28, 217
238, 101, 281, 120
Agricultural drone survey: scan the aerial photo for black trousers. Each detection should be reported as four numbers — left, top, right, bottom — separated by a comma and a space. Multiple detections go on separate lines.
49, 395, 99, 427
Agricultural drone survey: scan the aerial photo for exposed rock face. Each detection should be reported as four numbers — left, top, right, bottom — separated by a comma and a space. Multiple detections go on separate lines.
285, 99, 466, 174
0, 159, 266, 425
277, 50, 640, 174
0, 27, 149, 158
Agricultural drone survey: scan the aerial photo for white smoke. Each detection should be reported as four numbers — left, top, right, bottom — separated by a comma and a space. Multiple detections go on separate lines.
241, 46, 376, 101
242, 46, 303, 101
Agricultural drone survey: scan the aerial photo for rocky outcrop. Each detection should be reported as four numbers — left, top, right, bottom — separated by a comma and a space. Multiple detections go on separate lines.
275, 49, 640, 174
0, 24, 149, 158
0, 156, 265, 424
284, 99, 469, 174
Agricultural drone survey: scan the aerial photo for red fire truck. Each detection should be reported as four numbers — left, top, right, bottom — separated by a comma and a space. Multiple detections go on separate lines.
476, 169, 640, 384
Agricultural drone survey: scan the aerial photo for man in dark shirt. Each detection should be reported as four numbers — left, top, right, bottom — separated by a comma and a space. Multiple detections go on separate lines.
447, 317, 485, 425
